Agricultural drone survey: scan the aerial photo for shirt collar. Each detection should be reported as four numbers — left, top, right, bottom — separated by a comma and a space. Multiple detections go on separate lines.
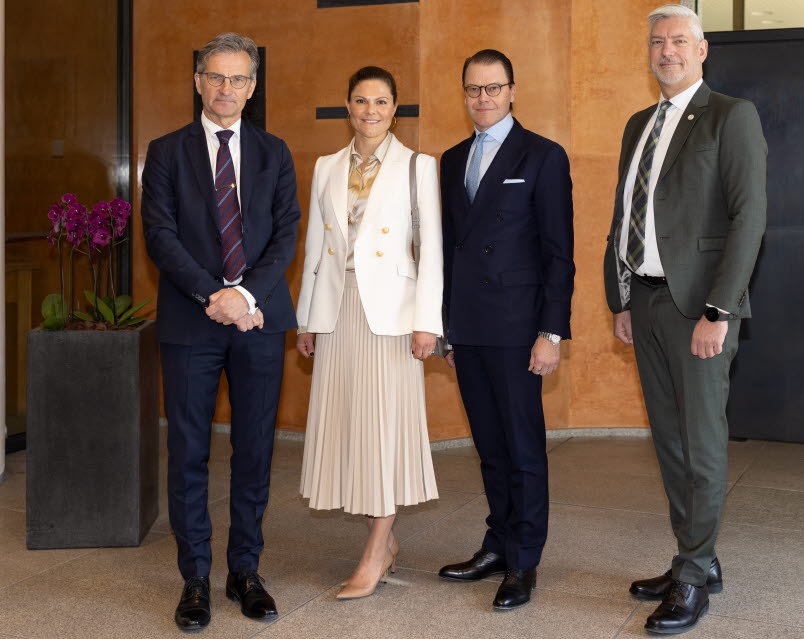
661, 78, 703, 113
350, 132, 393, 164
201, 111, 242, 142
473, 112, 514, 145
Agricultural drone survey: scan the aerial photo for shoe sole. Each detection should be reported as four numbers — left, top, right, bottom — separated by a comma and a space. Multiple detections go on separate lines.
493, 599, 531, 611
644, 602, 709, 635
175, 620, 209, 633
438, 570, 508, 582
631, 582, 723, 601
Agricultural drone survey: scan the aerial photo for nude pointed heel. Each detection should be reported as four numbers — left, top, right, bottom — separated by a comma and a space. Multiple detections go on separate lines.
336, 551, 394, 600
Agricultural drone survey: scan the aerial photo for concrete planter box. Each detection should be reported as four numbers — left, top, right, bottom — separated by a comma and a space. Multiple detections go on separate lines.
26, 320, 159, 549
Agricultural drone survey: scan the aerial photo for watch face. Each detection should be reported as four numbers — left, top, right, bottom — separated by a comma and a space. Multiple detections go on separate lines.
705, 307, 720, 322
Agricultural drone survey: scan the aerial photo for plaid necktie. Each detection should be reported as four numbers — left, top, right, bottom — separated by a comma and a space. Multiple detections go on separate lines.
626, 101, 671, 272
465, 132, 487, 203
215, 130, 246, 282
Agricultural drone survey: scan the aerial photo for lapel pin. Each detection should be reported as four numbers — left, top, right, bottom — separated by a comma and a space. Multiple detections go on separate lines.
688, 114, 695, 120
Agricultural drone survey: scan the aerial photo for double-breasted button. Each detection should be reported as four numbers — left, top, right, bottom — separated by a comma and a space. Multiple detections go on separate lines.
376, 251, 384, 257
324, 224, 332, 231
484, 244, 494, 254
481, 277, 490, 285
455, 242, 464, 250
382, 227, 390, 234
496, 213, 503, 222
328, 248, 335, 255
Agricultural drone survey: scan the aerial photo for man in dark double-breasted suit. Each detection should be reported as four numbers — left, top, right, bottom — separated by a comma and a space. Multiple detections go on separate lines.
603, 5, 766, 635
438, 49, 575, 611
141, 33, 299, 630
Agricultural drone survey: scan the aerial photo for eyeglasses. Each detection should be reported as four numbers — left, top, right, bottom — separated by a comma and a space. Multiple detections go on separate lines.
463, 83, 513, 98
198, 72, 253, 90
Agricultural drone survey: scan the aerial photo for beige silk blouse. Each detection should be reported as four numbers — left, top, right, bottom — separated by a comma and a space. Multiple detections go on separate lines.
345, 133, 392, 271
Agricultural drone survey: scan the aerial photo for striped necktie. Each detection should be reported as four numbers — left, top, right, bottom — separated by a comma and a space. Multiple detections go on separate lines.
465, 132, 487, 203
215, 130, 246, 282
626, 101, 671, 272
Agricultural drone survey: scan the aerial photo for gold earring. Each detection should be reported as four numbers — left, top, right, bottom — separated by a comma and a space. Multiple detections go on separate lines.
392, 116, 398, 129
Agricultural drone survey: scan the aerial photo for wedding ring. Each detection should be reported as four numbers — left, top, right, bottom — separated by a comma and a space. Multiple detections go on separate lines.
429, 350, 437, 354
535, 367, 543, 372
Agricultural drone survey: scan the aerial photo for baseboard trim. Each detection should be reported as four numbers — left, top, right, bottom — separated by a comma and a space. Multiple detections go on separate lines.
158, 419, 651, 449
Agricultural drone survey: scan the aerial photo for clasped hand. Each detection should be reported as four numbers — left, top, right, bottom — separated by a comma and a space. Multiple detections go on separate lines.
206, 288, 263, 332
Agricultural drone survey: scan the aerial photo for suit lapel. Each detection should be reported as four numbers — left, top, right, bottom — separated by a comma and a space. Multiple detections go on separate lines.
658, 83, 711, 183
185, 121, 220, 230
328, 146, 350, 241
238, 121, 257, 225
458, 120, 527, 242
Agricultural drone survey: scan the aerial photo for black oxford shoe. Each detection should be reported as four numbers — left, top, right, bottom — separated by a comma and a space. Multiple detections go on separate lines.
226, 571, 278, 619
493, 568, 536, 610
630, 557, 722, 601
175, 576, 211, 632
438, 549, 507, 581
645, 580, 709, 635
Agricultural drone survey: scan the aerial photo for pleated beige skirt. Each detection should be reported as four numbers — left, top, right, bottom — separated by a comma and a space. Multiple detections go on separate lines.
300, 272, 439, 517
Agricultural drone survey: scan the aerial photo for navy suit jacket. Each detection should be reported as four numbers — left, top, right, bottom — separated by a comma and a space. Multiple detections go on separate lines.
141, 119, 300, 345
441, 119, 575, 347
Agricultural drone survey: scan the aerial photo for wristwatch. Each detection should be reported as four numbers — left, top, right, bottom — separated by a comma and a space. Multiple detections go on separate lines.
538, 331, 561, 346
704, 307, 730, 322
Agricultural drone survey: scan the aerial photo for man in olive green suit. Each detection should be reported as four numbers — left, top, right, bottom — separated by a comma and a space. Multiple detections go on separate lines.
603, 5, 766, 635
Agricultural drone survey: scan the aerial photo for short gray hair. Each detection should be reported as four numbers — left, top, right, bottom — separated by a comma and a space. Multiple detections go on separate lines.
196, 33, 259, 79
648, 4, 705, 43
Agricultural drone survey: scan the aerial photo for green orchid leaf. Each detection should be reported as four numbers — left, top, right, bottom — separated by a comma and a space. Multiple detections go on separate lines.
72, 310, 93, 321
84, 290, 115, 324
41, 315, 64, 330
41, 293, 65, 321
118, 297, 153, 322
114, 295, 132, 314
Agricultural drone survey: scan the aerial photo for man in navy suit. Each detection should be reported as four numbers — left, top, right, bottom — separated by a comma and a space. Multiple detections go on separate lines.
438, 49, 574, 610
141, 33, 299, 630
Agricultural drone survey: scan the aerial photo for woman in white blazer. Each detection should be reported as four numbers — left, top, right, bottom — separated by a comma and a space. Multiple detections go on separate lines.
296, 66, 442, 600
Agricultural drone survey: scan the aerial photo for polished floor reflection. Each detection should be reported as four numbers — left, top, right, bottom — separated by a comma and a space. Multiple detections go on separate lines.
1, 432, 803, 638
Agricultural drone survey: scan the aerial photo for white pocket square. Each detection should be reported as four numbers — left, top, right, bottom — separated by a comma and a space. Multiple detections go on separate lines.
503, 178, 525, 184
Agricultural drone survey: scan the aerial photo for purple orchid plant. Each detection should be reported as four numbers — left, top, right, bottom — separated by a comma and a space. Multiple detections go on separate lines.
42, 193, 151, 330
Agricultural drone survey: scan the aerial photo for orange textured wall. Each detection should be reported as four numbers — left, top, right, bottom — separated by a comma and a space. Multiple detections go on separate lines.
132, 0, 669, 437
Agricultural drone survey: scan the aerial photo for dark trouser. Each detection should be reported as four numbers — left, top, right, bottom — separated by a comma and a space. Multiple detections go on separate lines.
160, 329, 285, 580
453, 344, 548, 570
630, 276, 740, 586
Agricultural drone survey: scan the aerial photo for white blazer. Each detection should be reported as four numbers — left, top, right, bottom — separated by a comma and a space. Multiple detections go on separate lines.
296, 134, 443, 337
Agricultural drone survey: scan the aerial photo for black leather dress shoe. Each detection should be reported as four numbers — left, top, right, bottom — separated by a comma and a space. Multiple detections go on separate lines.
645, 580, 709, 635
175, 577, 211, 632
493, 568, 536, 610
226, 571, 278, 619
630, 557, 722, 601
438, 549, 507, 581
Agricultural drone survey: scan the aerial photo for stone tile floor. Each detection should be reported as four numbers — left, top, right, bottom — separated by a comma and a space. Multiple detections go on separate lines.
1, 432, 803, 639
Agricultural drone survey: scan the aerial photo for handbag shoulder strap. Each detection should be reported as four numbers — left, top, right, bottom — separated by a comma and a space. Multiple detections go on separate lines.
409, 151, 421, 263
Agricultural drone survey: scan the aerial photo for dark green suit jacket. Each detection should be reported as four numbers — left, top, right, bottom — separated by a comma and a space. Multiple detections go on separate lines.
603, 82, 767, 319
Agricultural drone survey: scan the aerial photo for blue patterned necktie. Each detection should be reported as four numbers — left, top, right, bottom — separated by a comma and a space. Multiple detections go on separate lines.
215, 130, 246, 281
626, 101, 671, 272
465, 132, 487, 203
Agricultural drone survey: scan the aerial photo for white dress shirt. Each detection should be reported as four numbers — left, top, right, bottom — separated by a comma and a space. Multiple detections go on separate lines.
200, 112, 256, 314
619, 79, 703, 278
464, 112, 515, 184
